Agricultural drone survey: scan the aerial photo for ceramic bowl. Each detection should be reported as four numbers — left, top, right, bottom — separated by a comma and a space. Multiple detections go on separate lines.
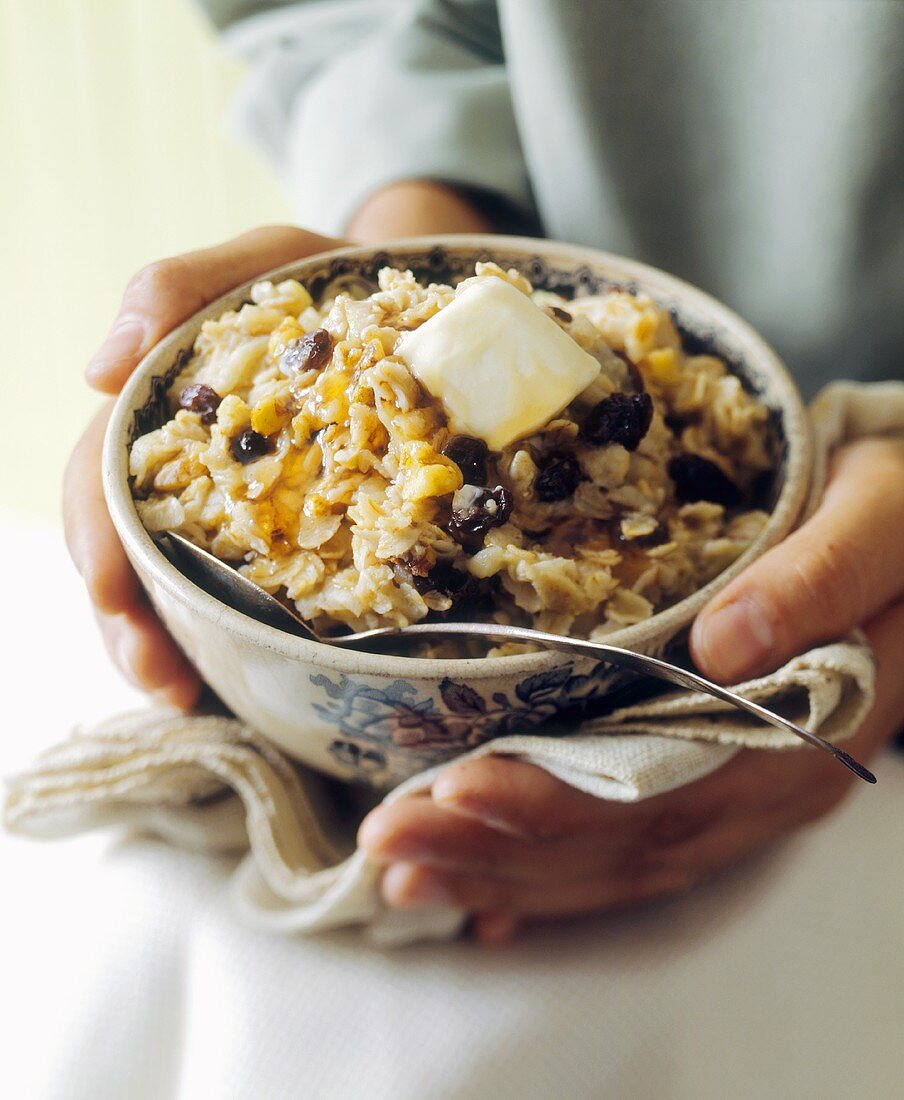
103, 235, 813, 789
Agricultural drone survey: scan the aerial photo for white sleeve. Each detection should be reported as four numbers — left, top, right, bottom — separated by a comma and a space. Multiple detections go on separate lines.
214, 0, 534, 233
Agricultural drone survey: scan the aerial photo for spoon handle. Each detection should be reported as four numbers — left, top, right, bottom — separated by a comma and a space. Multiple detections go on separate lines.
342, 622, 876, 783
152, 534, 874, 785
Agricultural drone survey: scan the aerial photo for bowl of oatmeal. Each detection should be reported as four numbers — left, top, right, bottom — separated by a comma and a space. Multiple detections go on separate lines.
104, 237, 812, 788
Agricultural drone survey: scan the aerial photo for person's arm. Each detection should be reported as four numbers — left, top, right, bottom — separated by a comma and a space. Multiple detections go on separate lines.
346, 179, 496, 240
213, 0, 536, 236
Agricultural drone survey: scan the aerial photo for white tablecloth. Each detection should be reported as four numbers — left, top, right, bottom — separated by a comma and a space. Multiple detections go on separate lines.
3, 520, 903, 1099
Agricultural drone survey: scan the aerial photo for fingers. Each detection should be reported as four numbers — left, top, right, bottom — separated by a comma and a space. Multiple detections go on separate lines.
359, 796, 610, 882
374, 763, 804, 920
94, 606, 201, 710
692, 439, 904, 682
432, 755, 631, 839
367, 647, 904, 923
366, 589, 904, 933
433, 754, 732, 851
361, 758, 721, 886
64, 402, 201, 707
381, 860, 692, 918
361, 753, 732, 882
64, 403, 137, 614
469, 912, 523, 946
856, 598, 904, 754
85, 225, 341, 394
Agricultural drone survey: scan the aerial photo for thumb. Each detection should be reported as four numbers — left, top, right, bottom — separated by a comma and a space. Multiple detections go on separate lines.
85, 226, 341, 394
690, 439, 904, 683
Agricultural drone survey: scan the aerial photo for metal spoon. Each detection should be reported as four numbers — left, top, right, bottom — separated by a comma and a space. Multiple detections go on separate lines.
162, 531, 876, 784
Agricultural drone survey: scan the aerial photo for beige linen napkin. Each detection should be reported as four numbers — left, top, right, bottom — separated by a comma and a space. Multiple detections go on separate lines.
4, 382, 903, 945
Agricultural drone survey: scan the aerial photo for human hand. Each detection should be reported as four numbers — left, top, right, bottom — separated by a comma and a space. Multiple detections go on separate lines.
64, 226, 342, 708
63, 169, 502, 708
65, 178, 494, 707
359, 439, 904, 943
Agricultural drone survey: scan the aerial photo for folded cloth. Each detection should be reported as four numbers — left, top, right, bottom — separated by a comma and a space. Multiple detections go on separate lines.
1, 637, 876, 946
4, 382, 902, 945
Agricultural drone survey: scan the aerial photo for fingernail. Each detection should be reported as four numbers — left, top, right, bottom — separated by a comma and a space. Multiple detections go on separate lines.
356, 817, 429, 863
697, 598, 773, 681
464, 802, 536, 840
151, 678, 196, 712
473, 912, 522, 947
433, 780, 536, 839
114, 636, 143, 690
355, 812, 384, 854
158, 671, 202, 713
382, 864, 457, 908
87, 319, 146, 379
377, 837, 432, 862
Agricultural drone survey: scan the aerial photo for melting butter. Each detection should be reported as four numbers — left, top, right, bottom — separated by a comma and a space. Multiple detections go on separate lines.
396, 278, 601, 450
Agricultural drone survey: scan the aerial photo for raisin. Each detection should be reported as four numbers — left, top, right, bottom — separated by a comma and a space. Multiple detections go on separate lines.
427, 560, 484, 602
230, 428, 271, 465
280, 328, 333, 375
450, 484, 513, 542
178, 383, 221, 425
664, 413, 687, 436
389, 547, 434, 581
581, 392, 653, 451
391, 555, 487, 608
749, 468, 775, 508
534, 453, 582, 502
668, 454, 742, 507
442, 434, 489, 485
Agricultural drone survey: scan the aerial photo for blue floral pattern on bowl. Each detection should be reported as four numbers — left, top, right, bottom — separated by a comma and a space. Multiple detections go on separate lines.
312, 660, 632, 783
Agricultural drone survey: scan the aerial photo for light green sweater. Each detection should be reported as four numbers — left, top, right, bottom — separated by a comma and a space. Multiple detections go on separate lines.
202, 0, 903, 395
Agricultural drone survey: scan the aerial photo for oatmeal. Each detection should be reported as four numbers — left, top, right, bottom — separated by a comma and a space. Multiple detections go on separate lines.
129, 263, 774, 644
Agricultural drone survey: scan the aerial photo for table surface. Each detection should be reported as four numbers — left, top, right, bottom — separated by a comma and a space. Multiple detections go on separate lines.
4, 519, 903, 1100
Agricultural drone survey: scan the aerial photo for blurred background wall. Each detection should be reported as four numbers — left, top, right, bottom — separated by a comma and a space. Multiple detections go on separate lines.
1, 0, 289, 518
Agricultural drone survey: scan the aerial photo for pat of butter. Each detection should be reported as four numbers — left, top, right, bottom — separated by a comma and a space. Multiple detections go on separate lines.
396, 278, 601, 450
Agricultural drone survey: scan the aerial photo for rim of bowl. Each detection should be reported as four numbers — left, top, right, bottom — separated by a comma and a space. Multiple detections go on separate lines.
103, 234, 813, 681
